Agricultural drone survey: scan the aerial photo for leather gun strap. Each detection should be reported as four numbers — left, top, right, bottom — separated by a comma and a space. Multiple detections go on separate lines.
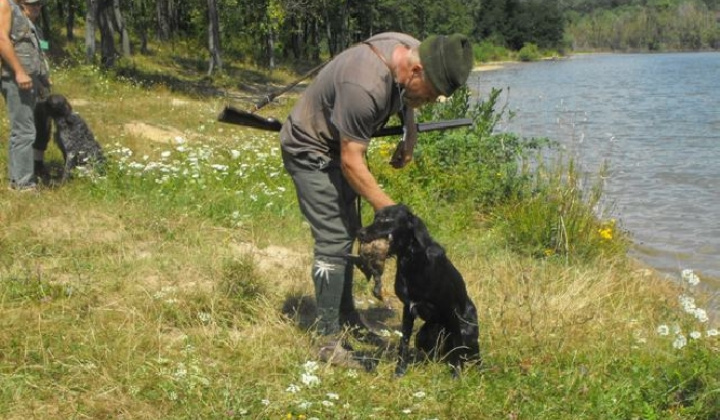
363, 41, 417, 169
363, 41, 395, 78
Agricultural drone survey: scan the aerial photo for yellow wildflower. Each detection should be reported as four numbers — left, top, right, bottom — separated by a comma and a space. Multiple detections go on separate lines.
379, 142, 394, 158
598, 227, 613, 240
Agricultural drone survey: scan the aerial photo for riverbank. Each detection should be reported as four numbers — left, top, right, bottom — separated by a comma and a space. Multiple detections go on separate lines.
471, 52, 720, 309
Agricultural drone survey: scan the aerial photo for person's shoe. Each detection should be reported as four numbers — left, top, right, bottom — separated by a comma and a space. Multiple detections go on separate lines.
340, 310, 373, 330
317, 339, 366, 370
8, 183, 38, 193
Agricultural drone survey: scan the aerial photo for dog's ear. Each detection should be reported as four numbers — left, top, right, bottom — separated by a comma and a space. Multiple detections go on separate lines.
459, 302, 479, 337
409, 214, 446, 262
425, 244, 446, 264
409, 213, 430, 247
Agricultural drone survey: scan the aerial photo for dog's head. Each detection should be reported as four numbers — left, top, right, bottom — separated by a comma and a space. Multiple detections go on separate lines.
357, 204, 443, 260
44, 94, 72, 118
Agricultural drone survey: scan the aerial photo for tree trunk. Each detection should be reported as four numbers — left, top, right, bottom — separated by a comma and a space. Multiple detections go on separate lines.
267, 28, 275, 69
39, 3, 50, 37
156, 0, 170, 41
323, 0, 349, 56
85, 0, 98, 63
206, 0, 222, 76
135, 0, 148, 54
112, 0, 130, 56
66, 0, 76, 41
312, 18, 320, 61
97, 0, 117, 67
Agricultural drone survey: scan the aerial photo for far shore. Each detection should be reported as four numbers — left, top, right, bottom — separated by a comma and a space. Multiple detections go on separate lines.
473, 55, 571, 72
473, 62, 508, 72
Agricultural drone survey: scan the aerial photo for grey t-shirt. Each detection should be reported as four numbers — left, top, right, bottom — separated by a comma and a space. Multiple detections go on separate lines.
280, 32, 419, 159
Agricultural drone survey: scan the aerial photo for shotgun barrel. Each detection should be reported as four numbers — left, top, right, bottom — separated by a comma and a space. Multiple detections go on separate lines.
372, 118, 473, 137
218, 106, 473, 138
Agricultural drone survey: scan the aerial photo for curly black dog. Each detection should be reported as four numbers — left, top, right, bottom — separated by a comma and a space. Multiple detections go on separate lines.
356, 204, 481, 377
43, 94, 105, 181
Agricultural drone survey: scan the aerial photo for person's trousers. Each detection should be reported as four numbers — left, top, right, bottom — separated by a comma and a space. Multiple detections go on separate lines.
282, 149, 361, 335
2, 76, 39, 188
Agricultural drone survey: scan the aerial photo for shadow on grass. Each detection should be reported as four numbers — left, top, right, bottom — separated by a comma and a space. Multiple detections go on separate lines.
111, 55, 317, 105
281, 292, 399, 372
280, 292, 397, 333
114, 65, 231, 98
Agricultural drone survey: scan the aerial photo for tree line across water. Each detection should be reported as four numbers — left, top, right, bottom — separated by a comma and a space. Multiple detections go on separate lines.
40, 0, 720, 74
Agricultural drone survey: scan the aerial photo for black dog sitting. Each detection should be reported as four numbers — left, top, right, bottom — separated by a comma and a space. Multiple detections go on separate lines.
356, 204, 481, 377
43, 94, 105, 181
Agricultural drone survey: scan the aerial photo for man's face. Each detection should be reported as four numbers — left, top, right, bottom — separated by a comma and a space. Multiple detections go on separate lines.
22, 2, 42, 21
401, 69, 439, 109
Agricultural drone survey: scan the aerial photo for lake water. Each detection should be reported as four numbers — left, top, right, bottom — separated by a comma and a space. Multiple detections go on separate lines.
468, 52, 720, 294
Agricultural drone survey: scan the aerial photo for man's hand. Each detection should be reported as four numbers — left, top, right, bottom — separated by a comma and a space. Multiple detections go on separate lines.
15, 71, 32, 90
389, 107, 418, 169
389, 140, 412, 168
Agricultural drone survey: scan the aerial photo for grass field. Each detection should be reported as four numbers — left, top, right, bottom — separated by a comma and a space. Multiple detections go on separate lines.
1, 58, 718, 419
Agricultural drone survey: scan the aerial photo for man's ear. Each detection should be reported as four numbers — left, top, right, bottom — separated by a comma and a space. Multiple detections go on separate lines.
411, 62, 423, 78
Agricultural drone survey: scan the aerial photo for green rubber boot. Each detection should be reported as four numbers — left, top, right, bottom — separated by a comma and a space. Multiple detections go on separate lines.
312, 256, 346, 336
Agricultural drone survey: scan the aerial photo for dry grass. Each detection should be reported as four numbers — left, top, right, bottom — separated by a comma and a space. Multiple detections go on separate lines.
0, 64, 718, 419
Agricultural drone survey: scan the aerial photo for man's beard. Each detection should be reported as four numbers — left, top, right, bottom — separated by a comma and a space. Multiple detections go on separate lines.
401, 90, 425, 108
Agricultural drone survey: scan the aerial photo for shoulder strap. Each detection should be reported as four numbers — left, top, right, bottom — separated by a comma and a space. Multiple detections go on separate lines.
362, 41, 417, 169
362, 41, 395, 78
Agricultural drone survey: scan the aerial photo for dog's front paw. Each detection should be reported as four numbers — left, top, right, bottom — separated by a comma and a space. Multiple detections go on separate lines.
394, 363, 407, 377
372, 277, 383, 301
449, 363, 462, 379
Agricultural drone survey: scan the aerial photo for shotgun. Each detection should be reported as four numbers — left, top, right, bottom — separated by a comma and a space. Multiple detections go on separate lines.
249, 61, 328, 112
217, 105, 473, 138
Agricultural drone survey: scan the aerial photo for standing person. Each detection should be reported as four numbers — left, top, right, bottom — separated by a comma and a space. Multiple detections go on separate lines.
0, 0, 51, 191
280, 32, 473, 366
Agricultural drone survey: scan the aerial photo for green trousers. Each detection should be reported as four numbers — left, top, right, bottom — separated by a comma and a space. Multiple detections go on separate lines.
282, 150, 361, 335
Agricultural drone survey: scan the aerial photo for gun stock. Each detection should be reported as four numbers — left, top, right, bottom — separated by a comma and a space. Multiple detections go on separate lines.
218, 106, 283, 131
218, 106, 473, 137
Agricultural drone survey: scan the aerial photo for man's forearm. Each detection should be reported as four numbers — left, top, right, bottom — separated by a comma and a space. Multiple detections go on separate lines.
340, 140, 394, 211
342, 163, 394, 211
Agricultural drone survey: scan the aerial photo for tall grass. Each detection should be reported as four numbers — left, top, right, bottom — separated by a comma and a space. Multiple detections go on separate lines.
0, 62, 718, 419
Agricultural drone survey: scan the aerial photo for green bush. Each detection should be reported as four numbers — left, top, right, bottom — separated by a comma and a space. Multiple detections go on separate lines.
493, 159, 629, 263
372, 86, 551, 210
518, 42, 541, 62
474, 40, 510, 62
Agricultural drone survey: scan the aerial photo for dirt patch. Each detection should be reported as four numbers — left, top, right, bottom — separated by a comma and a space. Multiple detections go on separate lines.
123, 122, 189, 144
68, 98, 91, 108
32, 211, 126, 244
231, 242, 310, 274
